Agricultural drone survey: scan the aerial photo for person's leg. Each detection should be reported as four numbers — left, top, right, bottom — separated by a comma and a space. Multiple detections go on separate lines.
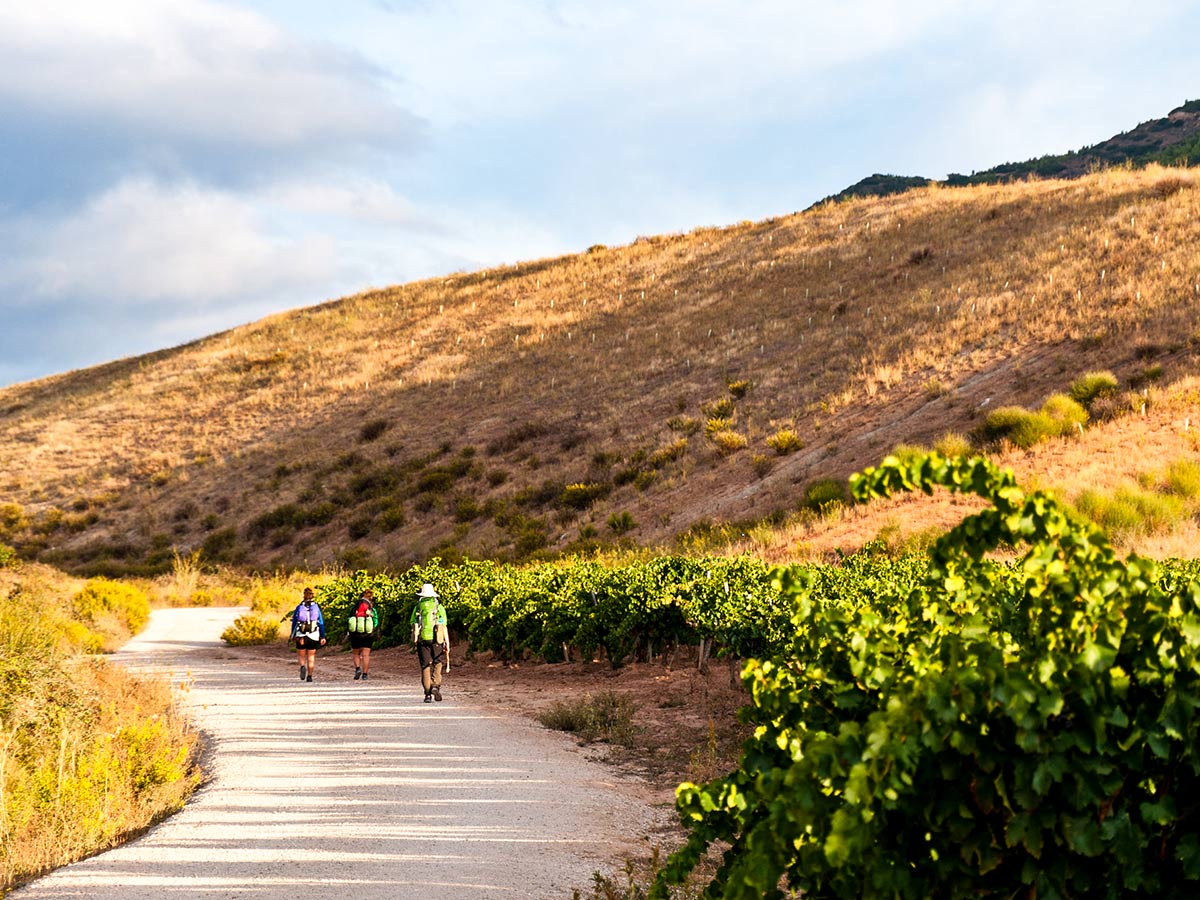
304, 648, 316, 680
360, 646, 371, 677
298, 645, 308, 680
417, 642, 433, 698
352, 646, 362, 678
430, 645, 445, 700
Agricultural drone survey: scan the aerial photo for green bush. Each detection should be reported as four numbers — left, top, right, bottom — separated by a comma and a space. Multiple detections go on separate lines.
72, 578, 150, 635
0, 543, 16, 568
980, 394, 1087, 449
727, 379, 752, 399
701, 397, 735, 419
1165, 459, 1200, 499
1075, 485, 1186, 537
608, 512, 636, 535
1068, 370, 1119, 407
803, 478, 847, 511
654, 453, 1200, 899
766, 429, 803, 455
666, 415, 702, 436
932, 431, 973, 457
707, 429, 747, 455
560, 482, 612, 510
220, 614, 284, 646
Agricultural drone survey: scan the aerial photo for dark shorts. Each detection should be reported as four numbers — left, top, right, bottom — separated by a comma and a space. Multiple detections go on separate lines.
295, 636, 322, 650
349, 632, 375, 650
417, 641, 446, 669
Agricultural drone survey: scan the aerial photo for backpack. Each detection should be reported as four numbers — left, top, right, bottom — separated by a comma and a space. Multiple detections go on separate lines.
296, 600, 321, 636
414, 597, 444, 642
348, 599, 375, 634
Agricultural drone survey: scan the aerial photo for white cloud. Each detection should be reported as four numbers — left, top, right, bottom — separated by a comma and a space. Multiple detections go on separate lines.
0, 0, 420, 154
23, 178, 337, 306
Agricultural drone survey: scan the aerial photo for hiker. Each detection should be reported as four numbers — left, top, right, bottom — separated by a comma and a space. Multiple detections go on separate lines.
290, 587, 326, 682
347, 587, 379, 680
409, 583, 449, 702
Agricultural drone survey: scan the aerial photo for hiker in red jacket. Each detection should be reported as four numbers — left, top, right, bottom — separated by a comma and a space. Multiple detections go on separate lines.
347, 588, 379, 681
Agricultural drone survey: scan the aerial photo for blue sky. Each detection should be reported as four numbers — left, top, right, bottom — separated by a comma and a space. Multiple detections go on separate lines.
1, 0, 1197, 387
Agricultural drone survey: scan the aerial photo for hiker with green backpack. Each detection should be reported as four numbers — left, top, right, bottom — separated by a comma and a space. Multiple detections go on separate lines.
409, 583, 449, 702
347, 587, 379, 680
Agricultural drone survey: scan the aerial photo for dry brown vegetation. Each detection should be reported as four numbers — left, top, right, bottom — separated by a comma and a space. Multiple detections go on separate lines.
4, 165, 1200, 571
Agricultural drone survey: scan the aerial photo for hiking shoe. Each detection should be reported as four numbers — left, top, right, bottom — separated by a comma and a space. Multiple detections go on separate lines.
432, 687, 442, 702
423, 692, 432, 703
361, 672, 368, 680
354, 668, 361, 680
306, 675, 313, 682
300, 665, 307, 681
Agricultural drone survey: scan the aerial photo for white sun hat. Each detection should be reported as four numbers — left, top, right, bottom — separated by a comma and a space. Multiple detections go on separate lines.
417, 583, 439, 598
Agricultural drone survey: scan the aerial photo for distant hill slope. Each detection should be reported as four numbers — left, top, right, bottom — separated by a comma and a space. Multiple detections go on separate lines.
2, 165, 1200, 574
826, 99, 1200, 204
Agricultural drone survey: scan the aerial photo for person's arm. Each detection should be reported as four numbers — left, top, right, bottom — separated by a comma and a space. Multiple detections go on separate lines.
317, 607, 327, 643
289, 606, 298, 639
409, 605, 419, 643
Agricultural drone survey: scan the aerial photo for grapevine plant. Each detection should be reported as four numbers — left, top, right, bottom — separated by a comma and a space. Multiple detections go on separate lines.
652, 453, 1200, 899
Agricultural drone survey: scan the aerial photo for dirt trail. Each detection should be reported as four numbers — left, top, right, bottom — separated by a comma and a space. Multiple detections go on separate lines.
14, 608, 663, 899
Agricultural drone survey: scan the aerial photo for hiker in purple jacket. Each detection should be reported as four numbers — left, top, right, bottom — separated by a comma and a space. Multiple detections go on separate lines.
290, 587, 326, 682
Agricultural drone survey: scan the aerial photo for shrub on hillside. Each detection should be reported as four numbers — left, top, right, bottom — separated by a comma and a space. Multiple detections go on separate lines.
701, 397, 735, 419
766, 429, 803, 455
538, 690, 637, 745
559, 481, 612, 510
1165, 459, 1200, 499
1074, 485, 1186, 538
932, 431, 973, 457
726, 379, 752, 399
72, 578, 150, 636
1069, 370, 1119, 408
666, 415, 702, 436
979, 394, 1087, 449
358, 418, 390, 443
0, 543, 16, 568
708, 429, 748, 455
803, 478, 848, 512
220, 613, 284, 646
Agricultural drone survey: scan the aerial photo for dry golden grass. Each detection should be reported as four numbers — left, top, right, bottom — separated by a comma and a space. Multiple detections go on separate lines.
4, 165, 1200, 568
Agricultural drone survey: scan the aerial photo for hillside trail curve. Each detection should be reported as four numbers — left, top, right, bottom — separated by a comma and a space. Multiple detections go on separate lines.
14, 607, 663, 899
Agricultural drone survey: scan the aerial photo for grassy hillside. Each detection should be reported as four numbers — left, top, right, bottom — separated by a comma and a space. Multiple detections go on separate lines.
3, 165, 1200, 572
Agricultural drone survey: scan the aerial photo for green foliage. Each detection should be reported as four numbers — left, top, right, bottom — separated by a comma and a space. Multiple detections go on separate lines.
72, 578, 150, 635
701, 397, 735, 419
1165, 459, 1200, 499
707, 429, 747, 455
726, 380, 752, 399
0, 543, 16, 568
667, 416, 702, 436
608, 512, 636, 535
538, 690, 637, 744
933, 431, 973, 457
220, 613, 284, 646
765, 428, 803, 455
653, 452, 1200, 899
561, 482, 613, 510
1074, 485, 1187, 537
980, 393, 1087, 449
803, 478, 847, 511
358, 418, 390, 442
1069, 370, 1119, 407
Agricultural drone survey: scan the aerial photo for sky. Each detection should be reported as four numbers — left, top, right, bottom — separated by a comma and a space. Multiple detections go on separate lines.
1, 0, 1198, 388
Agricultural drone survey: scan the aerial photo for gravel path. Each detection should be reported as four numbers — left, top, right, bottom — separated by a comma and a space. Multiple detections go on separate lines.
15, 608, 662, 899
